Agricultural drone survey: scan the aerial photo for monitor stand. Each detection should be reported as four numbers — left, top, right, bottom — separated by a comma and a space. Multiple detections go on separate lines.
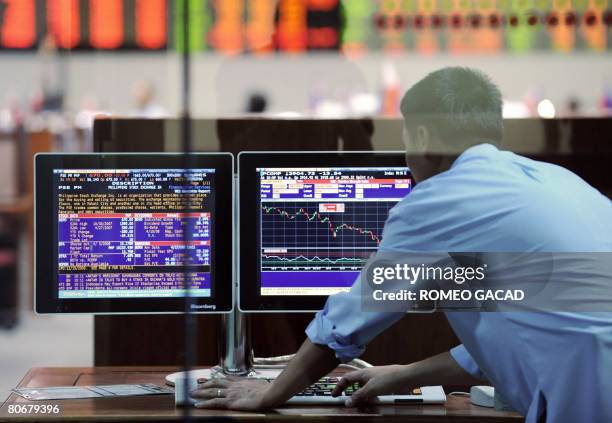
165, 307, 282, 386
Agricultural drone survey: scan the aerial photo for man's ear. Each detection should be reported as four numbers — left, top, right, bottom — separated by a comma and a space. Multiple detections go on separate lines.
415, 125, 430, 153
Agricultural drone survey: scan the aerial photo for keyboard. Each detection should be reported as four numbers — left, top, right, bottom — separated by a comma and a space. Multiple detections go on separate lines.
287, 377, 447, 405
294, 377, 358, 397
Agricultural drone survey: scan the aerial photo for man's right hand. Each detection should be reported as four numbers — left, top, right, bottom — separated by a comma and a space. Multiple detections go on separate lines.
332, 365, 413, 407
332, 351, 486, 407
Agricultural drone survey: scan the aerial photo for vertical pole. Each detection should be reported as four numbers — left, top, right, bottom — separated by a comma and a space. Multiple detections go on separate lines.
215, 176, 255, 377
180, 0, 195, 420
218, 307, 254, 376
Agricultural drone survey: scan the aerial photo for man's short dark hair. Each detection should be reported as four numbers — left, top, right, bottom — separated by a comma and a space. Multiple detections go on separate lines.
400, 67, 503, 145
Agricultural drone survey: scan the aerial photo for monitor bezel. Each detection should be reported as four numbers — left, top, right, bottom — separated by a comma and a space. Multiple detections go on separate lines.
238, 151, 411, 313
35, 153, 234, 314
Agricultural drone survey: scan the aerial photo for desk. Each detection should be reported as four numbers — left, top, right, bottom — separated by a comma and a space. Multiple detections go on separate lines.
0, 367, 523, 422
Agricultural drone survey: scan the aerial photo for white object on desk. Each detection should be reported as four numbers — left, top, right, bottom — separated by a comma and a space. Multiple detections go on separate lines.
470, 385, 495, 408
174, 376, 200, 407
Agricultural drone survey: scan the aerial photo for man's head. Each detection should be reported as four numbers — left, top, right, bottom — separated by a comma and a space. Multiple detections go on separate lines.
400, 67, 503, 182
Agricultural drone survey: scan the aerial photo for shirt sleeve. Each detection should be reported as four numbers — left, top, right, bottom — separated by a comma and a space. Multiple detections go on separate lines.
305, 201, 415, 362
449, 344, 486, 380
305, 275, 405, 362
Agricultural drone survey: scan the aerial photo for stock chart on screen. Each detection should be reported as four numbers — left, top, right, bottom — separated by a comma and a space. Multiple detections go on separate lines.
55, 168, 215, 299
258, 167, 411, 296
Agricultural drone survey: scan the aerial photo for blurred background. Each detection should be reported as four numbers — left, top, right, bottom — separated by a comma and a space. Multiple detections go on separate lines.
0, 0, 611, 401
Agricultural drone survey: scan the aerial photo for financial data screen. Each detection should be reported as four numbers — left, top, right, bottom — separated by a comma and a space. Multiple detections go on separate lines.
55, 168, 215, 299
258, 167, 411, 296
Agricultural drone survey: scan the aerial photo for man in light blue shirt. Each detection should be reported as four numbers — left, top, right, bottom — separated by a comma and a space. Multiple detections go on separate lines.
193, 68, 612, 422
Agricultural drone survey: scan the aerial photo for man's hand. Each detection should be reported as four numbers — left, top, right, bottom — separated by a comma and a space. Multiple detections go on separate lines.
190, 339, 340, 411
334, 352, 487, 408
191, 377, 273, 411
332, 365, 413, 407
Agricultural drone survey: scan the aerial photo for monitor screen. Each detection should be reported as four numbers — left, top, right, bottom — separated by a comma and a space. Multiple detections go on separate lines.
259, 167, 410, 296
239, 152, 413, 312
35, 154, 233, 314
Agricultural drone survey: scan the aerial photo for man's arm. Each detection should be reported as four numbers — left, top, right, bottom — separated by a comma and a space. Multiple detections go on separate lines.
261, 338, 339, 407
192, 344, 485, 410
191, 338, 337, 410
192, 196, 460, 410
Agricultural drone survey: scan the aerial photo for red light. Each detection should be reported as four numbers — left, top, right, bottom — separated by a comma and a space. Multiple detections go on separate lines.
546, 13, 559, 27
413, 14, 424, 29
489, 14, 501, 28
90, 0, 124, 49
374, 14, 387, 29
307, 0, 338, 11
47, 0, 80, 49
509, 15, 519, 27
451, 14, 462, 28
393, 15, 406, 29
135, 0, 166, 49
431, 14, 444, 28
565, 12, 577, 26
527, 14, 539, 26
1, 0, 36, 48
470, 14, 482, 28
584, 11, 597, 26
307, 27, 338, 48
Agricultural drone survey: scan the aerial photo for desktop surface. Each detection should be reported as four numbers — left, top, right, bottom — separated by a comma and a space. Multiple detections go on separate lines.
0, 367, 523, 422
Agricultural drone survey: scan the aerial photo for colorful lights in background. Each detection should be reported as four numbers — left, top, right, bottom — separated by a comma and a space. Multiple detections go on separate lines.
0, 0, 610, 52
46, 0, 80, 49
0, 0, 36, 49
89, 0, 124, 49
135, 0, 167, 49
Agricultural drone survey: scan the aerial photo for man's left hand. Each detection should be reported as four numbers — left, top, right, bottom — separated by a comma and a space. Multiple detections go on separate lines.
191, 377, 272, 411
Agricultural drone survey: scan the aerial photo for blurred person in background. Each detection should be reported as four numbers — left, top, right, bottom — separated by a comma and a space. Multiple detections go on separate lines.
130, 80, 168, 118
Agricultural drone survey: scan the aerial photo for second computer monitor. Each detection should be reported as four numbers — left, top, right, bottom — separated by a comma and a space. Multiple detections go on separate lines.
239, 152, 413, 312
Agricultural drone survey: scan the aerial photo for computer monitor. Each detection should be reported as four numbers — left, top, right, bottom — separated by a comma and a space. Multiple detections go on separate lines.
35, 153, 234, 314
239, 152, 413, 312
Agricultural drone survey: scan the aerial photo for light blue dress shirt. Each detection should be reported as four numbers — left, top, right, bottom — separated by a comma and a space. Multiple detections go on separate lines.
306, 143, 612, 423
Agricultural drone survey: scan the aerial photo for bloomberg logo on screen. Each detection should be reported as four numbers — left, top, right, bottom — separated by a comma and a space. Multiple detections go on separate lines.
191, 304, 217, 311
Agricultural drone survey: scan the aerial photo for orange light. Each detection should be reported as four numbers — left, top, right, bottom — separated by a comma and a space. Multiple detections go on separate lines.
1, 0, 36, 48
89, 0, 124, 49
246, 0, 275, 53
276, 0, 308, 52
47, 0, 80, 49
209, 0, 244, 54
135, 0, 166, 49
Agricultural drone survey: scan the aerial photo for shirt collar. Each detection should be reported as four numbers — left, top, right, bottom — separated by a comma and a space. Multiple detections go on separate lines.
450, 143, 499, 170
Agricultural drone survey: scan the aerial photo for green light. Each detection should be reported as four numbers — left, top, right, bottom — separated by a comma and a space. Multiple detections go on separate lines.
174, 0, 210, 52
